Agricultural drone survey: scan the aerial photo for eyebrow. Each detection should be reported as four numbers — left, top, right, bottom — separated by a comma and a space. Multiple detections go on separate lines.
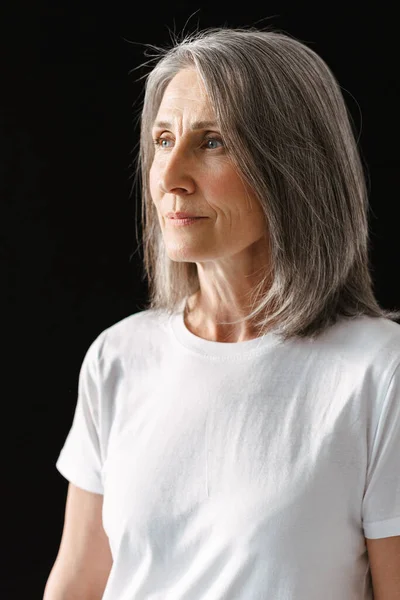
153, 120, 218, 131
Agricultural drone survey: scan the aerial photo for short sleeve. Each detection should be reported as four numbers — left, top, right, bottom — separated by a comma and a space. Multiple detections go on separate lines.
362, 361, 400, 539
55, 334, 104, 494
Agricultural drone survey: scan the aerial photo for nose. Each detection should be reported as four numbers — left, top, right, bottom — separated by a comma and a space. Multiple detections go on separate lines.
158, 145, 195, 196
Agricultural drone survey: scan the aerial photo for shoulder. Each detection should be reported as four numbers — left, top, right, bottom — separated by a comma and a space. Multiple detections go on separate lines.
84, 308, 172, 367
301, 316, 400, 404
317, 315, 400, 367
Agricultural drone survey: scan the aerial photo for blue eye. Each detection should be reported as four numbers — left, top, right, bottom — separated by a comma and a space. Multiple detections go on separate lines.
204, 138, 223, 149
153, 137, 173, 148
152, 136, 224, 150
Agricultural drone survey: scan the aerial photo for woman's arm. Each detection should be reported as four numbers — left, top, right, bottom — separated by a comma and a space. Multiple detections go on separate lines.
43, 483, 113, 600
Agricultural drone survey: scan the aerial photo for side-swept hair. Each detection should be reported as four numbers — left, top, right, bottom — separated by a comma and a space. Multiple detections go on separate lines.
134, 26, 400, 340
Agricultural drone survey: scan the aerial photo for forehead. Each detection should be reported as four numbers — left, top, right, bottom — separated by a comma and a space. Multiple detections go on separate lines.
156, 68, 215, 119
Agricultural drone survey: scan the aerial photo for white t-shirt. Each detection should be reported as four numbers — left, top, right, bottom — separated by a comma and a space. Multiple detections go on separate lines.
56, 306, 400, 600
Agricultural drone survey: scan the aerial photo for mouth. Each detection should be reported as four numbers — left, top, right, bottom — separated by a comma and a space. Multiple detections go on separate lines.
167, 216, 207, 227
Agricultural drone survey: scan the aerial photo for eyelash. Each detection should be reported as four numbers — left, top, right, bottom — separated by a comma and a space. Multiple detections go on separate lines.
152, 136, 223, 150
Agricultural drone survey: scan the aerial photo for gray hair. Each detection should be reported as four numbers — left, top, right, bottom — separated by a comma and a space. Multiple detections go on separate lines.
133, 26, 400, 340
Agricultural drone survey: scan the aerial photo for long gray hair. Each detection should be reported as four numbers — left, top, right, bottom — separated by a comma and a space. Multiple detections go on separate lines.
133, 26, 400, 340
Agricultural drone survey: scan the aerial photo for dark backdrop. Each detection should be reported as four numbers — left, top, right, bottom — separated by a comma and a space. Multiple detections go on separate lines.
2, 3, 399, 598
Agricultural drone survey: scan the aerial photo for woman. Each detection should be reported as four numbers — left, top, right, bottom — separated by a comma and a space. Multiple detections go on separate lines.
44, 27, 400, 600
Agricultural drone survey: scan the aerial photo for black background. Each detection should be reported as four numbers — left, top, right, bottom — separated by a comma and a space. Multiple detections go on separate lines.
2, 2, 399, 598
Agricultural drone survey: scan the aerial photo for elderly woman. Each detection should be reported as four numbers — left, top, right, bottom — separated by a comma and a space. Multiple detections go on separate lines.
44, 27, 400, 600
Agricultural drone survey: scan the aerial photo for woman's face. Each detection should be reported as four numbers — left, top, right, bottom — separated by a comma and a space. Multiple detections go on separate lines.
149, 68, 268, 265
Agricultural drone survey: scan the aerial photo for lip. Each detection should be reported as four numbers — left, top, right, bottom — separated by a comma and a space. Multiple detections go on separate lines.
168, 216, 206, 227
167, 212, 205, 219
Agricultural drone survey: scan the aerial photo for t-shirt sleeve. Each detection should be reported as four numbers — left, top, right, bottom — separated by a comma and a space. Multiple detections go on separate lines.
362, 361, 400, 539
55, 334, 105, 494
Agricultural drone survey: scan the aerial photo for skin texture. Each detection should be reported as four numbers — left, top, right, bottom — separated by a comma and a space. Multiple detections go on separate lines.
149, 68, 272, 342
43, 484, 113, 599
365, 535, 400, 599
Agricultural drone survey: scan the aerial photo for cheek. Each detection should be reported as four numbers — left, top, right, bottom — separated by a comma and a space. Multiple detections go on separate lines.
206, 167, 247, 203
149, 164, 157, 194
149, 165, 162, 208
